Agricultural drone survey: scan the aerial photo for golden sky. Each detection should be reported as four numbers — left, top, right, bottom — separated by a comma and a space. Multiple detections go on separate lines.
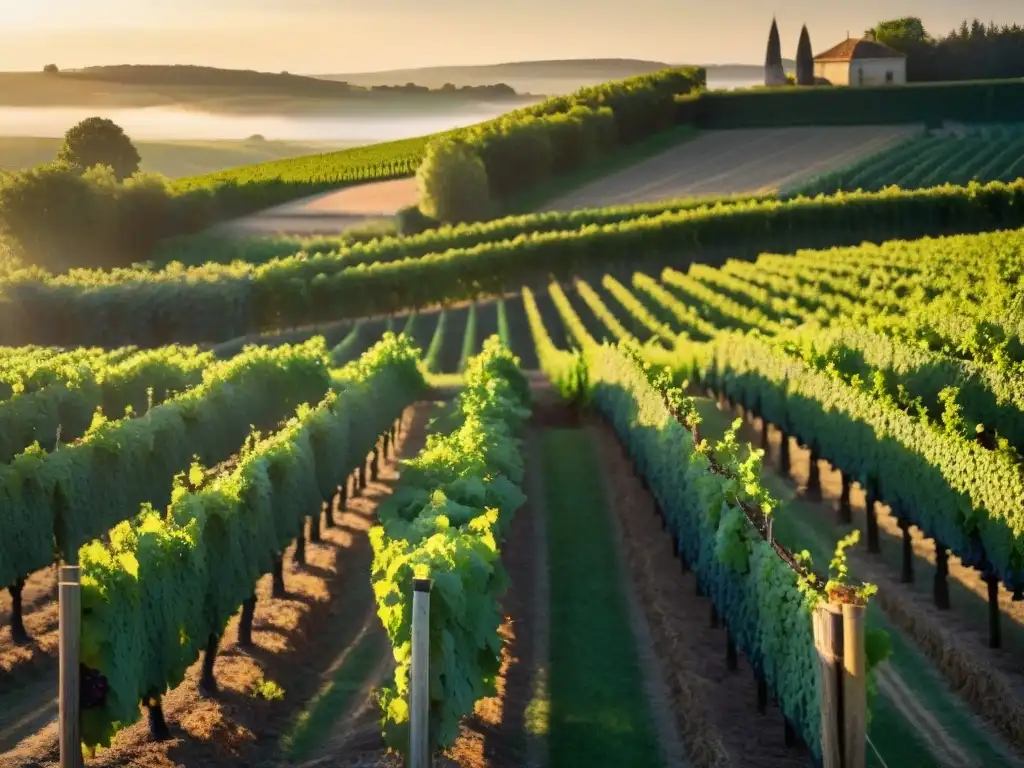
0, 1, 1018, 73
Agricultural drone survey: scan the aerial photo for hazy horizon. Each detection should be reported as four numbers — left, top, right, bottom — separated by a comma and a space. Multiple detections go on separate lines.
0, 104, 518, 142
1, 1, 1019, 74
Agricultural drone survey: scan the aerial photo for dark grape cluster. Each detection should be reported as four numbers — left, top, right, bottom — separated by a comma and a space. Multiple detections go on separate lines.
80, 664, 109, 709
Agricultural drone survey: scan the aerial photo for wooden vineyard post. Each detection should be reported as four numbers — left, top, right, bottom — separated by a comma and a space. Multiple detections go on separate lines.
933, 541, 950, 610
310, 505, 322, 543
806, 445, 822, 501
9, 576, 29, 645
779, 431, 791, 477
59, 565, 82, 768
898, 519, 913, 583
838, 473, 852, 524
410, 578, 432, 768
986, 575, 1002, 649
237, 594, 257, 647
864, 483, 880, 554
293, 519, 307, 568
812, 602, 843, 768
272, 553, 286, 598
842, 603, 867, 768
370, 445, 380, 482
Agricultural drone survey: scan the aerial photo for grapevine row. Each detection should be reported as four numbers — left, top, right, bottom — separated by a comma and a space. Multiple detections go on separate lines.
669, 331, 1024, 591
0, 345, 212, 464
790, 125, 1024, 197
0, 340, 331, 635
79, 333, 427, 749
0, 346, 136, 402
7, 180, 1024, 346
371, 337, 530, 752
580, 341, 883, 762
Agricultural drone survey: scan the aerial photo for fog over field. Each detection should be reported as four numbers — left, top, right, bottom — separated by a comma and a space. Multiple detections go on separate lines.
0, 103, 519, 143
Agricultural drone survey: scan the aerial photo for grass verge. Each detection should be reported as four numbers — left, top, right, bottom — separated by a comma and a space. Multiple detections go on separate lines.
540, 428, 661, 767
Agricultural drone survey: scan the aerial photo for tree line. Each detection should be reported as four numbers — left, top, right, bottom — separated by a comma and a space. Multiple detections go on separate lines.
872, 17, 1024, 81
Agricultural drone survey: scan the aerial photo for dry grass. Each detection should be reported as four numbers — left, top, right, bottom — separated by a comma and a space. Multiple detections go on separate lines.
541, 125, 918, 209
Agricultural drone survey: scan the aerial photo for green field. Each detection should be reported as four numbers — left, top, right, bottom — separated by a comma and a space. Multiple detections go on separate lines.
792, 124, 1024, 196
0, 136, 359, 178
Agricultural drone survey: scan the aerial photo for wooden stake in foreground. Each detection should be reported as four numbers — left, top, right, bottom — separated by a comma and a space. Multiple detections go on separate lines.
842, 603, 867, 768
410, 578, 432, 768
59, 565, 83, 768
812, 602, 843, 768
812, 598, 867, 768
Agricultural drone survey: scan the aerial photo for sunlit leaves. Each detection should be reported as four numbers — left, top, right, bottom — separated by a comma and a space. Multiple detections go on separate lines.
76, 333, 425, 749
372, 337, 527, 753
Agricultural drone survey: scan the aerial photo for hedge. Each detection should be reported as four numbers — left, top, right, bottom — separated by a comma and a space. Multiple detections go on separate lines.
4, 180, 1024, 347
689, 79, 1024, 129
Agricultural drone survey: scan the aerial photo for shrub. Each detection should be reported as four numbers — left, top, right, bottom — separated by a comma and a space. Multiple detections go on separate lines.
416, 140, 491, 224
394, 204, 438, 236
0, 163, 218, 272
0, 163, 116, 270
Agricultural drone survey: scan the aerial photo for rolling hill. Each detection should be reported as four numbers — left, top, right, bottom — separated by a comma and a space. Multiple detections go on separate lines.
315, 57, 797, 94
0, 65, 534, 113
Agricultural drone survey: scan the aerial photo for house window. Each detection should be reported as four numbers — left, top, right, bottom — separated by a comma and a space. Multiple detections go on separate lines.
858, 67, 864, 86
886, 70, 894, 84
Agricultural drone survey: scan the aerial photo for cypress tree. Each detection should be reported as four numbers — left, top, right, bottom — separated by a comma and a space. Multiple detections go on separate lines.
764, 17, 786, 86
796, 25, 815, 85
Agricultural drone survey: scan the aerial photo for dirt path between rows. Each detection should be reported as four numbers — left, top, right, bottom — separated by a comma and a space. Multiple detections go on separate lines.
213, 178, 417, 237
588, 413, 807, 768
299, 381, 552, 768
541, 125, 918, 210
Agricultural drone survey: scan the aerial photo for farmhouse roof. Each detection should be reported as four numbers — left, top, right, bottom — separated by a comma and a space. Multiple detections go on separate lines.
813, 37, 906, 62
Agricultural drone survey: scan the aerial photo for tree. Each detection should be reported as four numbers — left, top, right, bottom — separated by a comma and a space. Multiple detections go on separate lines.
871, 17, 930, 49
416, 139, 491, 224
764, 17, 786, 86
796, 25, 815, 85
43, 64, 59, 74
57, 117, 141, 181
867, 17, 1024, 82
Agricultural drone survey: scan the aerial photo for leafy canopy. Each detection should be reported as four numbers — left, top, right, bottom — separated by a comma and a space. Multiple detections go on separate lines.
58, 117, 141, 181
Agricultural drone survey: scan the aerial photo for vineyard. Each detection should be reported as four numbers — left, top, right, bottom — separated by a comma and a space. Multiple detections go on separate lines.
5, 178, 1024, 347
792, 123, 1024, 196
7, 65, 1024, 768
3, 218, 1023, 767
170, 135, 434, 200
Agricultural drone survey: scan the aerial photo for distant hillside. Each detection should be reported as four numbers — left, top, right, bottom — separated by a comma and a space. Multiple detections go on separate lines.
316, 58, 796, 94
316, 59, 672, 88
0, 65, 534, 113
